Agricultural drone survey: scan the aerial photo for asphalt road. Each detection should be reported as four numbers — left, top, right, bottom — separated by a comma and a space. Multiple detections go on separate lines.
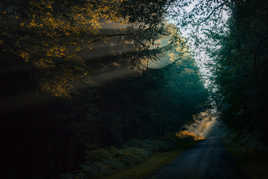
151, 137, 244, 179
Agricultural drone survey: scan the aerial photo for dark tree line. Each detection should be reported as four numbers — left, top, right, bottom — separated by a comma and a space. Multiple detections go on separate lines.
211, 0, 268, 141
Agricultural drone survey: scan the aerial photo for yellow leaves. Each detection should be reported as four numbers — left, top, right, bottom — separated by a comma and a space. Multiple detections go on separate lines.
3, 0, 130, 63
34, 58, 55, 69
71, 8, 102, 34
19, 51, 30, 62
29, 20, 38, 28
46, 12, 52, 16
41, 80, 70, 97
46, 46, 66, 57
75, 47, 81, 52
40, 68, 76, 97
166, 24, 177, 35
168, 53, 176, 62
47, 17, 54, 24
34, 12, 64, 31
89, 21, 101, 34
101, 6, 110, 13
69, 0, 129, 34
46, 16, 61, 29
30, 0, 54, 11
46, 3, 53, 9
1, 0, 131, 99
176, 130, 205, 141
176, 45, 187, 53
20, 0, 129, 38
65, 31, 71, 36
27, 18, 44, 29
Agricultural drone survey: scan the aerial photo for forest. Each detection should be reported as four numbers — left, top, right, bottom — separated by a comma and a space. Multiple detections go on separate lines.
1, 0, 268, 179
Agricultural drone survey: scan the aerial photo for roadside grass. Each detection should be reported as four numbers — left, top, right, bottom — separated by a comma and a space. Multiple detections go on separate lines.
103, 139, 197, 179
61, 135, 199, 179
103, 149, 183, 179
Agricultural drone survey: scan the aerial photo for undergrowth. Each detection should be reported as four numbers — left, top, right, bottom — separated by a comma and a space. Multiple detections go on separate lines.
61, 134, 197, 179
224, 130, 268, 179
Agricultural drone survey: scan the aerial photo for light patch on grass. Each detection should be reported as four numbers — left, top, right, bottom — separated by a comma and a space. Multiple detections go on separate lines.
173, 111, 218, 144
176, 130, 205, 141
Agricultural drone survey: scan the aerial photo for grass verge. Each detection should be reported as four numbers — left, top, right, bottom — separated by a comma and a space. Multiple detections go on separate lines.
61, 136, 198, 179
103, 149, 182, 179
102, 140, 197, 179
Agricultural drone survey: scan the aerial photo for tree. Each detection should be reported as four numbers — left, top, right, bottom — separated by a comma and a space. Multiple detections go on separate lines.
0, 0, 177, 97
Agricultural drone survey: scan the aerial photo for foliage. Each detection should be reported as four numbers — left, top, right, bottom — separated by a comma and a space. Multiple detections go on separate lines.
168, 0, 232, 53
207, 0, 268, 141
0, 0, 176, 97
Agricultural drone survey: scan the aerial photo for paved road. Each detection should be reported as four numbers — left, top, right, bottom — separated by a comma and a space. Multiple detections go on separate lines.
151, 137, 244, 179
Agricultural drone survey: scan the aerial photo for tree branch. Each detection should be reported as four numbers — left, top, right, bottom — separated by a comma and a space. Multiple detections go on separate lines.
196, 2, 227, 25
